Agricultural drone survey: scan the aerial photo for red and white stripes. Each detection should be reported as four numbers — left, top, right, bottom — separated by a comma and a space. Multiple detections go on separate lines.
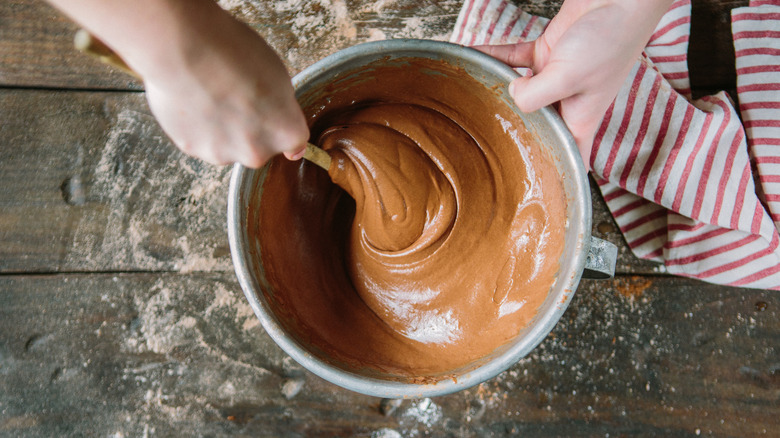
735, 2, 780, 230
645, 0, 692, 97
451, 0, 780, 289
453, 0, 548, 47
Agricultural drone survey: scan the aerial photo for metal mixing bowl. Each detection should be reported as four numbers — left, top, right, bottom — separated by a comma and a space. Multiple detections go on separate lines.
228, 39, 614, 398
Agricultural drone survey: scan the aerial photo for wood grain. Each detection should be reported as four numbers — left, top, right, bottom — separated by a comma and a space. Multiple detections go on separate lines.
0, 90, 232, 274
0, 1, 142, 90
1, 273, 776, 436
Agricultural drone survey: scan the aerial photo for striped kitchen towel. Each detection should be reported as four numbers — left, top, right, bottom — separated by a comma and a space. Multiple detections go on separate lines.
451, 0, 780, 289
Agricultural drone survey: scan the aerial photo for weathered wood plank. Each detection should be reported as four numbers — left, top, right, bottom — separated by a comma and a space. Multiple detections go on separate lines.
0, 1, 142, 90
0, 90, 233, 273
231, 0, 465, 75
1, 273, 777, 436
1, 0, 747, 94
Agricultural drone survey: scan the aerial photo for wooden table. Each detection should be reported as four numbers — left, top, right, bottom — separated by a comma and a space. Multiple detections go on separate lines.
1, 1, 777, 436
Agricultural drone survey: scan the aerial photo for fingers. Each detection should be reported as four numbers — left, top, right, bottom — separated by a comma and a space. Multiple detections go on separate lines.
208, 107, 310, 168
242, 128, 306, 168
241, 129, 308, 168
475, 41, 576, 114
275, 113, 310, 164
167, 127, 306, 169
283, 145, 306, 161
472, 41, 535, 68
508, 61, 578, 114
477, 42, 593, 169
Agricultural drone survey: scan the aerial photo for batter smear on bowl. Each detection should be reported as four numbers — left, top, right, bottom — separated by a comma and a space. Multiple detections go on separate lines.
251, 58, 566, 380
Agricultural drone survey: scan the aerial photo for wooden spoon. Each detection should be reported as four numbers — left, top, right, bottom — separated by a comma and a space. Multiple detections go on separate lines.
73, 29, 331, 171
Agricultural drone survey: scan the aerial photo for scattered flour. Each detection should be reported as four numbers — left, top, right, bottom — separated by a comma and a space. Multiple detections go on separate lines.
272, 0, 358, 45
217, 0, 457, 74
401, 398, 443, 429
117, 275, 276, 432
372, 428, 403, 438
124, 278, 261, 356
204, 281, 258, 331
68, 107, 232, 273
124, 278, 201, 354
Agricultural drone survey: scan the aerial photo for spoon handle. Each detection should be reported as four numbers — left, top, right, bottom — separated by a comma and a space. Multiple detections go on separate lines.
73, 29, 140, 79
303, 143, 331, 171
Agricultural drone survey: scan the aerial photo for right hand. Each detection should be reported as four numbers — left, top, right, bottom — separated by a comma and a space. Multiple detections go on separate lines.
139, 3, 309, 168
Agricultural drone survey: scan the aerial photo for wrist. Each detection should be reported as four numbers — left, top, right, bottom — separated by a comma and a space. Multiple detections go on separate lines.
113, 0, 235, 85
616, 0, 677, 22
50, 0, 240, 86
593, 0, 677, 55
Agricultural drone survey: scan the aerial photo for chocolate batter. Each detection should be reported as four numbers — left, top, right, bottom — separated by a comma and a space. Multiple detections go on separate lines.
251, 58, 565, 379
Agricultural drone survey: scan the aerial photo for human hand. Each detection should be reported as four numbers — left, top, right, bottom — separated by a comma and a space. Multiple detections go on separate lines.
138, 3, 309, 168
50, 0, 308, 168
474, 0, 673, 169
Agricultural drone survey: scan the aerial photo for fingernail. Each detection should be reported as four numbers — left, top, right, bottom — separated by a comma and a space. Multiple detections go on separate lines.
285, 147, 306, 161
508, 80, 516, 97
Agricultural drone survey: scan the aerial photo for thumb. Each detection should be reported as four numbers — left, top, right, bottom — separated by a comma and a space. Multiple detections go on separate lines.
508, 64, 576, 114
473, 41, 535, 68
283, 144, 307, 161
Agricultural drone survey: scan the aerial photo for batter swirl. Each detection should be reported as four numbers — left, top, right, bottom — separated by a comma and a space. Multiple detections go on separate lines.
253, 58, 566, 378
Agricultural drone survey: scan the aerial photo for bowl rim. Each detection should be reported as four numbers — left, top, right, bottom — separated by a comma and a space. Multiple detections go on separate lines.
228, 38, 591, 398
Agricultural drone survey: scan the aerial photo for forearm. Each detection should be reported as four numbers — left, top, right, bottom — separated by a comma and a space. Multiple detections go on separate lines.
616, 0, 677, 49
553, 0, 676, 48
47, 0, 236, 82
